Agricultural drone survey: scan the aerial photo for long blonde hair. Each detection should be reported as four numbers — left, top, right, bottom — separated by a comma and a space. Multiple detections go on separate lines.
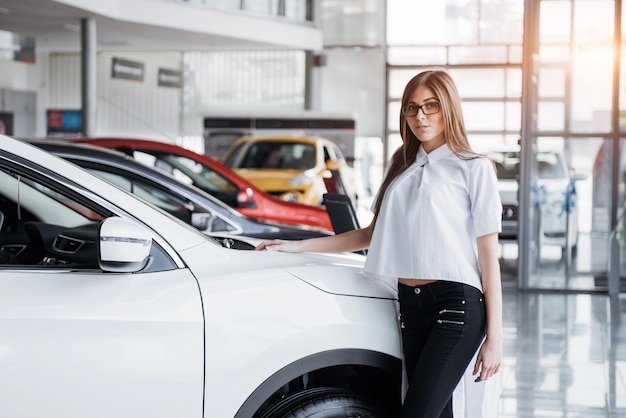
372, 69, 477, 221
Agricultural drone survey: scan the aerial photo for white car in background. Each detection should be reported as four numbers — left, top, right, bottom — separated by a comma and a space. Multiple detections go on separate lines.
0, 135, 402, 418
483, 146, 587, 255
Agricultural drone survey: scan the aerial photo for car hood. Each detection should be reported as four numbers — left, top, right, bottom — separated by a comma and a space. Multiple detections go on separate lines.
180, 241, 397, 300
282, 263, 397, 299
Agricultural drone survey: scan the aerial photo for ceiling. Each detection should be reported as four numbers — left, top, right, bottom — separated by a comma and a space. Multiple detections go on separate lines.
0, 0, 321, 53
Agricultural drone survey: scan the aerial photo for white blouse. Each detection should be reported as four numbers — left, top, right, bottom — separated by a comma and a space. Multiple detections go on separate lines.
364, 144, 502, 292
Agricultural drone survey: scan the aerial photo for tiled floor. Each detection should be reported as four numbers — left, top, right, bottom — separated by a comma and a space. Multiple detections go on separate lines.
499, 288, 626, 417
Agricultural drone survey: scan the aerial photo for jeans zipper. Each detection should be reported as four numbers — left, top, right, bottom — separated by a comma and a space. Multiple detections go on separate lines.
438, 309, 465, 315
437, 319, 465, 325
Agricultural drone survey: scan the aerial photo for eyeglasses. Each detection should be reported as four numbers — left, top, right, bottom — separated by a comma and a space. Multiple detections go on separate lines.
401, 102, 441, 117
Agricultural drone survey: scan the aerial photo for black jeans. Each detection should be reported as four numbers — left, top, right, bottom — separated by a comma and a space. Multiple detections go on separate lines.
398, 281, 486, 418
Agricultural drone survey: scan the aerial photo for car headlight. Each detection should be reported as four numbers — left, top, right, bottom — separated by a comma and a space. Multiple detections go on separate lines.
287, 173, 315, 186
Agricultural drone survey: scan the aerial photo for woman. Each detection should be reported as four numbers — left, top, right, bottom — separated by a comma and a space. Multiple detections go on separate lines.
256, 69, 503, 417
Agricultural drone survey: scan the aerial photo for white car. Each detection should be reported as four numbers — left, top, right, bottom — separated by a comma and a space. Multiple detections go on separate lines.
0, 135, 402, 418
484, 146, 586, 253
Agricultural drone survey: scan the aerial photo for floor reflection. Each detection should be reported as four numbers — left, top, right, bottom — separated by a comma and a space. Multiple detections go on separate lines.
499, 290, 626, 417
498, 232, 619, 292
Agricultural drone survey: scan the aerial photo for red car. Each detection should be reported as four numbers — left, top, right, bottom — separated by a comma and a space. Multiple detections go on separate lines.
74, 138, 333, 231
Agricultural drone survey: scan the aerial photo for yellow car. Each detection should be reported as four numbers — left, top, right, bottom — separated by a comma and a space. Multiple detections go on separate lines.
222, 135, 356, 206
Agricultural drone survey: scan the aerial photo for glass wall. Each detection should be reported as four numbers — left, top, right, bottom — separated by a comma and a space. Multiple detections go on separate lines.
386, 0, 625, 293
525, 0, 616, 291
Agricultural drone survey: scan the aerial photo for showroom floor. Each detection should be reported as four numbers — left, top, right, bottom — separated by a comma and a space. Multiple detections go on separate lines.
498, 287, 626, 417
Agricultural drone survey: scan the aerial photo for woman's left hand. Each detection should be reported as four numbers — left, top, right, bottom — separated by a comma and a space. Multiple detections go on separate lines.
473, 338, 501, 382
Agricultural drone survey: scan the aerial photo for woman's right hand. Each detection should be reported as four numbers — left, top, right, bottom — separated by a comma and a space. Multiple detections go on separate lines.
255, 239, 300, 252
255, 224, 373, 254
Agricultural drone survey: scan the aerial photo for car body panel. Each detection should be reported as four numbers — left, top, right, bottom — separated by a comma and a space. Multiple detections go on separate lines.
72, 138, 333, 231
178, 243, 400, 418
1, 268, 205, 418
0, 138, 209, 417
0, 135, 403, 418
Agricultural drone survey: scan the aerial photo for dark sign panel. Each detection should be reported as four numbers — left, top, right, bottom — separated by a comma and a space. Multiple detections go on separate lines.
203, 118, 253, 129
111, 57, 144, 82
0, 112, 14, 135
158, 68, 183, 88
47, 109, 83, 136
202, 115, 356, 160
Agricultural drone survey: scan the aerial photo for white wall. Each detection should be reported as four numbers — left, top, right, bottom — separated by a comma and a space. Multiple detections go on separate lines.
319, 47, 385, 139
0, 51, 184, 140
45, 51, 183, 141
0, 59, 44, 91
0, 54, 47, 136
96, 51, 183, 141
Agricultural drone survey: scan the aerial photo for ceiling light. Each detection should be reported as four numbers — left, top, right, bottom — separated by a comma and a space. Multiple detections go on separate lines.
63, 23, 80, 32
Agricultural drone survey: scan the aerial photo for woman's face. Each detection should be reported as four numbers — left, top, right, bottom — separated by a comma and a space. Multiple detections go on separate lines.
406, 86, 445, 153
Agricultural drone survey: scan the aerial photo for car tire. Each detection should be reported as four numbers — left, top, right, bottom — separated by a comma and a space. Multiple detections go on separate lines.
257, 387, 394, 418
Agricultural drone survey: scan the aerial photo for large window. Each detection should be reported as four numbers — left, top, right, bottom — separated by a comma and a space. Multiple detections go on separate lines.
386, 0, 626, 295
386, 0, 525, 157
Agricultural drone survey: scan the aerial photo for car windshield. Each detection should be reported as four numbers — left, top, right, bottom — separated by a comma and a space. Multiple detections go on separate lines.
236, 142, 316, 170
486, 150, 567, 180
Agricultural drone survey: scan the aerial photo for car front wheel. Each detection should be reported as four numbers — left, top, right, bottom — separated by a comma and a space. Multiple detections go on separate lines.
257, 387, 394, 418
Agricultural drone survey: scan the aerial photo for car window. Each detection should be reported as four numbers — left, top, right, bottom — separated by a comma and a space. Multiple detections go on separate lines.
222, 143, 247, 168
235, 141, 316, 170
324, 143, 339, 161
0, 165, 175, 271
331, 143, 345, 160
89, 168, 194, 220
130, 150, 241, 207
82, 167, 237, 234
0, 167, 100, 228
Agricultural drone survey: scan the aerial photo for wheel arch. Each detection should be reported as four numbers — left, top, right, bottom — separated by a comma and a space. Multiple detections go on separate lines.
234, 348, 402, 418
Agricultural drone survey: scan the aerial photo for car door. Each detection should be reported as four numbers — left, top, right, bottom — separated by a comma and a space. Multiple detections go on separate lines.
0, 158, 205, 418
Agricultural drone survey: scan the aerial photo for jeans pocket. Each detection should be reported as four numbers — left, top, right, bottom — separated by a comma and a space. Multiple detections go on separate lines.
431, 281, 465, 303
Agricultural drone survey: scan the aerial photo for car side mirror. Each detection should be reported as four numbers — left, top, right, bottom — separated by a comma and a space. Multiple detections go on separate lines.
99, 217, 152, 273
571, 172, 588, 182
